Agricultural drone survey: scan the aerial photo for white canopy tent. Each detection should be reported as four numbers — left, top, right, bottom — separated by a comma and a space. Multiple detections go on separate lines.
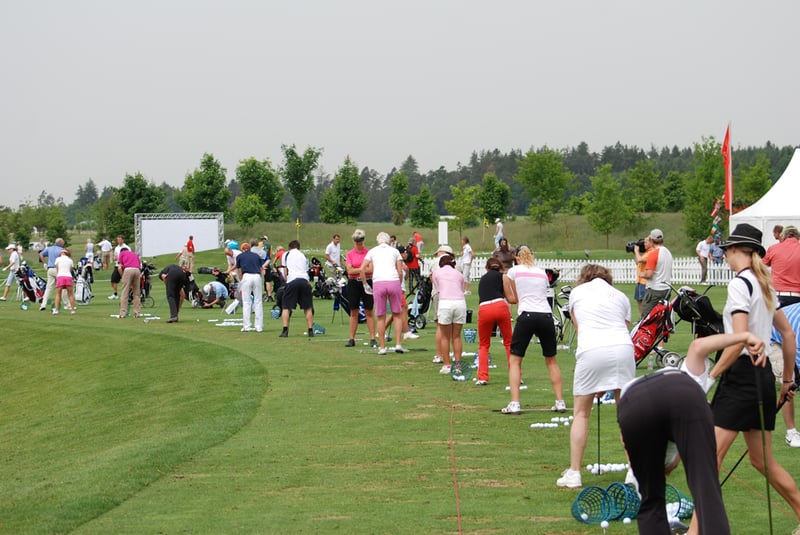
729, 147, 800, 248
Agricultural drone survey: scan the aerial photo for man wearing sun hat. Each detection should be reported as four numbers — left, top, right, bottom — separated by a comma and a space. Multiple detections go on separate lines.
640, 228, 673, 321
764, 225, 800, 308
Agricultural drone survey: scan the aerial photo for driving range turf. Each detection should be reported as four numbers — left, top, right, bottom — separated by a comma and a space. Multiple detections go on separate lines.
1, 254, 798, 534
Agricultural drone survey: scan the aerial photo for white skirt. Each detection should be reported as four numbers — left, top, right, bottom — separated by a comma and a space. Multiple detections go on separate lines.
573, 344, 635, 396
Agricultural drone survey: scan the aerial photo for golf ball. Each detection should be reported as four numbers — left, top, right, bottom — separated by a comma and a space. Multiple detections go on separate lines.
581, 513, 589, 521
564, 421, 570, 427
623, 517, 632, 524
600, 520, 609, 529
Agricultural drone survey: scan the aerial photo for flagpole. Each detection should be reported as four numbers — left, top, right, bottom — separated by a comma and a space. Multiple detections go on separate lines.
722, 122, 733, 230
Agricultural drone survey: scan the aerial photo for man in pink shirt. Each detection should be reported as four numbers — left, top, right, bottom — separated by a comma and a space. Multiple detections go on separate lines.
117, 246, 142, 318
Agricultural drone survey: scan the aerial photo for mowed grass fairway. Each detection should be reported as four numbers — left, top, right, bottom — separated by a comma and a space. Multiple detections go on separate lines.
2, 256, 799, 533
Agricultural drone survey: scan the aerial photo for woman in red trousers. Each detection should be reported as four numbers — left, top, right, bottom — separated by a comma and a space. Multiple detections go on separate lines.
476, 257, 513, 385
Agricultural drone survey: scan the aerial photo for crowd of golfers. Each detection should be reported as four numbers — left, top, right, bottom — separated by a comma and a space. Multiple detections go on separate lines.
550, 224, 800, 535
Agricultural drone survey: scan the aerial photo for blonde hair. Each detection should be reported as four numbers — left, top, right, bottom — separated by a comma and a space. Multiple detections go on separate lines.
750, 251, 775, 312
515, 245, 534, 267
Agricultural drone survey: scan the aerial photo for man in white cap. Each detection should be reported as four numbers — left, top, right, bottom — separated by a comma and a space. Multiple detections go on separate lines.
494, 218, 504, 248
1, 244, 21, 301
640, 228, 673, 320
201, 280, 229, 308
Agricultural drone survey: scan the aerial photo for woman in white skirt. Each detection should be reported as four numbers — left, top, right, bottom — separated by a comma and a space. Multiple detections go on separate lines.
557, 264, 635, 488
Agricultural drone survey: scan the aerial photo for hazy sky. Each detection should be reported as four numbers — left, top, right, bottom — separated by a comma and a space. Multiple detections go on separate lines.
2, 1, 798, 207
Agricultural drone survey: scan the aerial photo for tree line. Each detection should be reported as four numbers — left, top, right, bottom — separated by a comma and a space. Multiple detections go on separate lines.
0, 138, 794, 248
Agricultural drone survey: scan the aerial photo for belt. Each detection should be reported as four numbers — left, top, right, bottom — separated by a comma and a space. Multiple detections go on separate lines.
480, 298, 506, 307
777, 291, 800, 297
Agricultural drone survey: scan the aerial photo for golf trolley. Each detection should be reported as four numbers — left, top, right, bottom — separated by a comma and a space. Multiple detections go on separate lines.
128, 261, 157, 308
631, 285, 723, 368
407, 275, 432, 330
546, 269, 576, 350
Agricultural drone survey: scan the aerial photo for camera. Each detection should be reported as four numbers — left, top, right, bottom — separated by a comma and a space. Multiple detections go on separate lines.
625, 239, 645, 253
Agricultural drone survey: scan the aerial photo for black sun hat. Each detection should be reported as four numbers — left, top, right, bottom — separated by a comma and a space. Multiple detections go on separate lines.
719, 223, 766, 257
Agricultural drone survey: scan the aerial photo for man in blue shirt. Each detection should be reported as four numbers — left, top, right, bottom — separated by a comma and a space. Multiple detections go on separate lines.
236, 241, 265, 333
770, 301, 800, 447
201, 281, 229, 309
38, 237, 64, 311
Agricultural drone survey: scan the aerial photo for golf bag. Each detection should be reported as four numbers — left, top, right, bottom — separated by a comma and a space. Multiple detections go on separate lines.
408, 275, 433, 330
74, 259, 93, 305
78, 257, 94, 284
631, 297, 675, 367
15, 263, 46, 303
672, 287, 723, 338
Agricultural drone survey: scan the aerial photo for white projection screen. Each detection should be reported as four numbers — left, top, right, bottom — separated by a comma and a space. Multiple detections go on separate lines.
135, 213, 224, 259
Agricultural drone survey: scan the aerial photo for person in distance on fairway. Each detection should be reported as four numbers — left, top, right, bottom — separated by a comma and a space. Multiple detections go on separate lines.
159, 263, 191, 323
619, 332, 767, 535
431, 244, 454, 371
556, 264, 634, 489
117, 245, 142, 318
500, 245, 565, 414
708, 223, 800, 524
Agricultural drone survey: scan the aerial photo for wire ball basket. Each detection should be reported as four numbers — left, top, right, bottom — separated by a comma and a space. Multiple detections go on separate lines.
665, 484, 694, 519
571, 486, 611, 524
605, 482, 640, 520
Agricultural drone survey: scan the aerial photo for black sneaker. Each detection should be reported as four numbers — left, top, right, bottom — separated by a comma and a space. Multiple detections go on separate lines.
370, 339, 377, 348
279, 330, 288, 338
307, 328, 314, 338
345, 339, 356, 347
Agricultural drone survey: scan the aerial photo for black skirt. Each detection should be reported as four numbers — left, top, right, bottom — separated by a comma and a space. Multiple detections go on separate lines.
711, 354, 777, 431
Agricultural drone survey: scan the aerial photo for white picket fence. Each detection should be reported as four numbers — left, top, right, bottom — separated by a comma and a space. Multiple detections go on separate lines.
420, 256, 733, 286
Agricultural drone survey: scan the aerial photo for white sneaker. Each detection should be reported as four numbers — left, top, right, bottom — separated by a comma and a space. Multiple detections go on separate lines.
107, 294, 118, 300
786, 429, 800, 448
241, 327, 252, 332
439, 365, 451, 374
625, 469, 640, 494
432, 355, 444, 364
52, 309, 59, 315
403, 331, 419, 340
394, 345, 406, 354
378, 347, 387, 355
552, 400, 567, 413
556, 468, 582, 488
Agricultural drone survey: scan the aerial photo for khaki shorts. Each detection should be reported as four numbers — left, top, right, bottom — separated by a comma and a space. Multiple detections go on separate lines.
768, 342, 786, 380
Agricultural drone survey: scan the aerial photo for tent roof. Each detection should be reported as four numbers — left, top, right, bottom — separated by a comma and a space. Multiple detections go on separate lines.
730, 147, 800, 247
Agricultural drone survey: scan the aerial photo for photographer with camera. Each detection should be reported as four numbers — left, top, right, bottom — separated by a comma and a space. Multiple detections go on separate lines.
640, 229, 673, 321
628, 237, 652, 317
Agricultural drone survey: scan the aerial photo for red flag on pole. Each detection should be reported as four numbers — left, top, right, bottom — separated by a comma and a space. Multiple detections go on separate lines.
721, 123, 732, 211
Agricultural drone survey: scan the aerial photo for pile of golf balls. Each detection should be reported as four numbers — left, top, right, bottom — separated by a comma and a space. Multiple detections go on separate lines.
586, 462, 629, 475
531, 416, 572, 429
452, 375, 467, 381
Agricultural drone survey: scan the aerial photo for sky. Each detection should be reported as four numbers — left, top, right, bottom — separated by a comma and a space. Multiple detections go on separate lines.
1, 0, 798, 208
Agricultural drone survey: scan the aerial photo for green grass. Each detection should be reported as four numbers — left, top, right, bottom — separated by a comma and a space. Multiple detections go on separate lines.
1, 261, 798, 533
